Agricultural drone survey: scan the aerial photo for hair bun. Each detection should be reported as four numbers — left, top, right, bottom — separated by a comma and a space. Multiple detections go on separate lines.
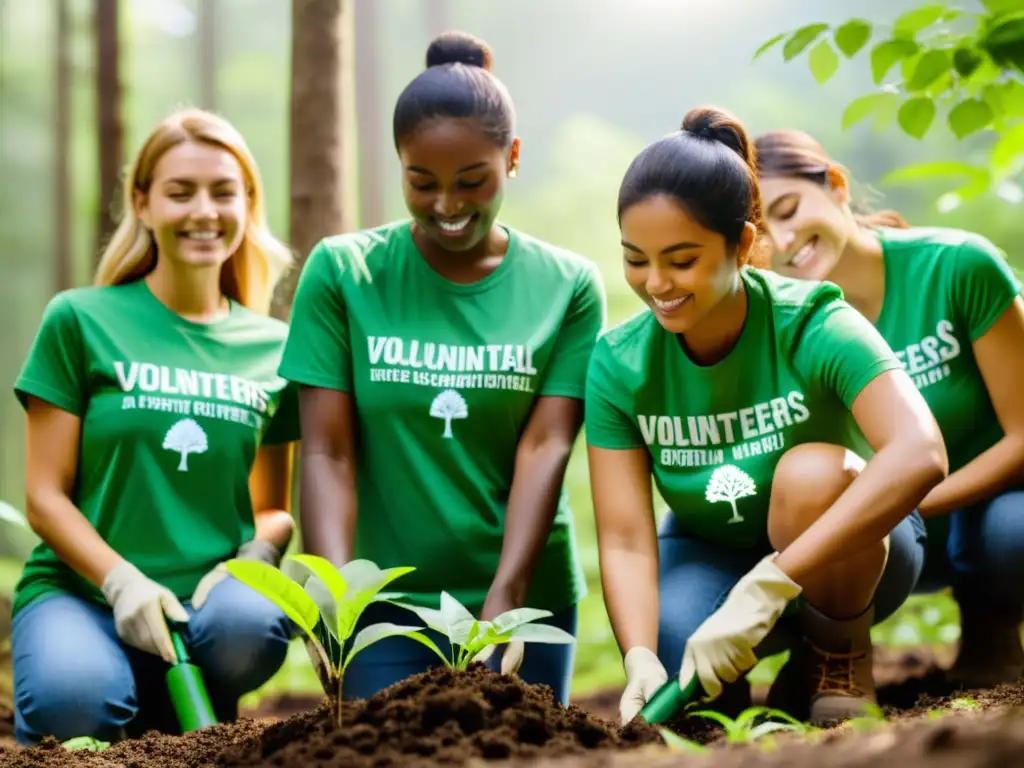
681, 105, 754, 167
425, 30, 494, 71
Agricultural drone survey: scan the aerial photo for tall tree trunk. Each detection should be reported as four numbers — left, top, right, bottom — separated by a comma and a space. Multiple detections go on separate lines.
275, 0, 357, 321
95, 0, 123, 260
355, 0, 383, 228
55, 0, 73, 292
424, 0, 449, 38
197, 0, 217, 111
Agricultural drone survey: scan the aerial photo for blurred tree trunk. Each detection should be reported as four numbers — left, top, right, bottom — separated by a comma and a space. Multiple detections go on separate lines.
95, 0, 123, 260
55, 0, 73, 292
355, 0, 383, 228
197, 0, 217, 111
274, 0, 357, 321
425, 0, 449, 38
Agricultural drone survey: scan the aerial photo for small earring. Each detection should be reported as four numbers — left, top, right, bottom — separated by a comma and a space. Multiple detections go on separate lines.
509, 168, 518, 178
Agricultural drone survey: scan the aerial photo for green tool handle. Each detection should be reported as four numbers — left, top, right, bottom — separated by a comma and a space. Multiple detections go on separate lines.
638, 674, 701, 724
167, 630, 218, 732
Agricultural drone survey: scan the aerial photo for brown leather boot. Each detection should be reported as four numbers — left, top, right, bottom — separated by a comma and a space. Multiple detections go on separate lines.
799, 603, 878, 725
948, 584, 1024, 688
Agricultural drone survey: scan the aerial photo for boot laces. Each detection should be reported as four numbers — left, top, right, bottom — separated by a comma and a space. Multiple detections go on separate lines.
810, 646, 867, 697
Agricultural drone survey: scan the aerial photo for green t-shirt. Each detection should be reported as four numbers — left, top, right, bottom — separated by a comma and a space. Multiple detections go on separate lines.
874, 227, 1020, 475
278, 220, 606, 614
585, 267, 902, 549
12, 280, 300, 617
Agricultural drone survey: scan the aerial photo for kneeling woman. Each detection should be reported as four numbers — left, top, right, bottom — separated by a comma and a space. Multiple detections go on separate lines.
11, 108, 299, 745
586, 106, 948, 727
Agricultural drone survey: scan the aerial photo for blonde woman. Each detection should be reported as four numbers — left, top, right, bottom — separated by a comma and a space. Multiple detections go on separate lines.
11, 108, 299, 745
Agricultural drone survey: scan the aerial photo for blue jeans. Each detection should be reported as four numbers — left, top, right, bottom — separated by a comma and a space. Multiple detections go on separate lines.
916, 486, 1024, 606
656, 510, 927, 672
339, 601, 579, 706
12, 577, 293, 745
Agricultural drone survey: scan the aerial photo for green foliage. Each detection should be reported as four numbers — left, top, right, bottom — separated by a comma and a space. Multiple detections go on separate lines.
63, 736, 111, 752
224, 556, 425, 724
659, 728, 709, 753
753, 1, 1024, 202
690, 706, 815, 744
388, 591, 576, 670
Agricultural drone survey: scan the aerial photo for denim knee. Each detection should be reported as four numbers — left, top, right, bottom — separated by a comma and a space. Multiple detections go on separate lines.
185, 577, 292, 695
946, 488, 1024, 603
13, 594, 136, 745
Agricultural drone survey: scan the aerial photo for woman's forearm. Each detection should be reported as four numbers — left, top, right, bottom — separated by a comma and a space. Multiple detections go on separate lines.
600, 539, 661, 656
775, 440, 945, 584
26, 488, 123, 588
299, 450, 358, 567
490, 440, 574, 603
918, 434, 1024, 517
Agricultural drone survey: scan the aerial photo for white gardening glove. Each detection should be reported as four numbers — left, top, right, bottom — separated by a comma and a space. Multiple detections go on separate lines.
619, 646, 669, 724
679, 554, 802, 700
472, 640, 525, 675
191, 539, 282, 610
101, 560, 190, 664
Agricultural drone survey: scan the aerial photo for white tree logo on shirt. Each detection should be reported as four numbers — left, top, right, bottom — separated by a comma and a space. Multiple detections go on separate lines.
705, 465, 757, 524
430, 389, 468, 439
163, 418, 208, 471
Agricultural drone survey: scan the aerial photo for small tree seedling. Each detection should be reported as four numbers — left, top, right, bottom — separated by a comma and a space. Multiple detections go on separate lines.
690, 706, 813, 744
224, 555, 427, 725
62, 736, 110, 752
388, 591, 576, 670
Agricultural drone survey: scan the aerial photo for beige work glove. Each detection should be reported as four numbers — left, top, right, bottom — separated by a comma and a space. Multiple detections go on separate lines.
471, 640, 525, 675
101, 560, 190, 664
679, 554, 802, 700
191, 539, 282, 610
619, 646, 669, 724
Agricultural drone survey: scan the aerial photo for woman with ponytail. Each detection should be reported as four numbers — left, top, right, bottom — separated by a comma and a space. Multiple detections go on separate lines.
756, 129, 1024, 691
12, 108, 299, 745
587, 106, 947, 727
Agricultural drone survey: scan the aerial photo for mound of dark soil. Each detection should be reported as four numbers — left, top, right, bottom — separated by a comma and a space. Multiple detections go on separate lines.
0, 665, 663, 768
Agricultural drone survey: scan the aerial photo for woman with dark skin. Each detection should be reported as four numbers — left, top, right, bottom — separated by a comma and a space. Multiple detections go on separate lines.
278, 31, 605, 705
755, 129, 1024, 689
586, 106, 948, 726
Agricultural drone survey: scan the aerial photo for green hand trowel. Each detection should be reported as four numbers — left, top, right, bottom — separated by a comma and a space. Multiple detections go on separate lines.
166, 630, 218, 732
638, 673, 702, 725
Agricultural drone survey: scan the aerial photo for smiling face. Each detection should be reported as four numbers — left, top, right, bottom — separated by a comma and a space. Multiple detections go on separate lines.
760, 169, 854, 282
398, 117, 519, 252
620, 194, 753, 335
135, 140, 248, 272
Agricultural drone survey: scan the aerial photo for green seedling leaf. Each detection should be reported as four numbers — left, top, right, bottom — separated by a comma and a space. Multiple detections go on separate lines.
834, 19, 872, 57
225, 559, 320, 638
898, 97, 937, 138
335, 560, 416, 639
507, 623, 577, 644
752, 32, 786, 61
871, 39, 920, 83
948, 97, 994, 138
659, 728, 708, 753
982, 0, 1019, 13
290, 554, 349, 606
63, 736, 110, 752
953, 46, 984, 78
783, 23, 830, 61
809, 40, 840, 83
305, 575, 341, 644
492, 607, 554, 634
440, 591, 478, 646
342, 622, 426, 671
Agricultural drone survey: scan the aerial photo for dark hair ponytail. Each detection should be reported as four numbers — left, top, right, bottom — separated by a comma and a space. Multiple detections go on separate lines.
392, 30, 516, 150
754, 130, 910, 230
618, 105, 763, 262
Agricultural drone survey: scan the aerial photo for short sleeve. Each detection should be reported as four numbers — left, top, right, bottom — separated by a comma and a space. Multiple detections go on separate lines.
950, 234, 1021, 342
792, 298, 904, 409
261, 379, 301, 445
278, 240, 353, 392
583, 340, 645, 450
14, 292, 88, 416
539, 263, 607, 399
